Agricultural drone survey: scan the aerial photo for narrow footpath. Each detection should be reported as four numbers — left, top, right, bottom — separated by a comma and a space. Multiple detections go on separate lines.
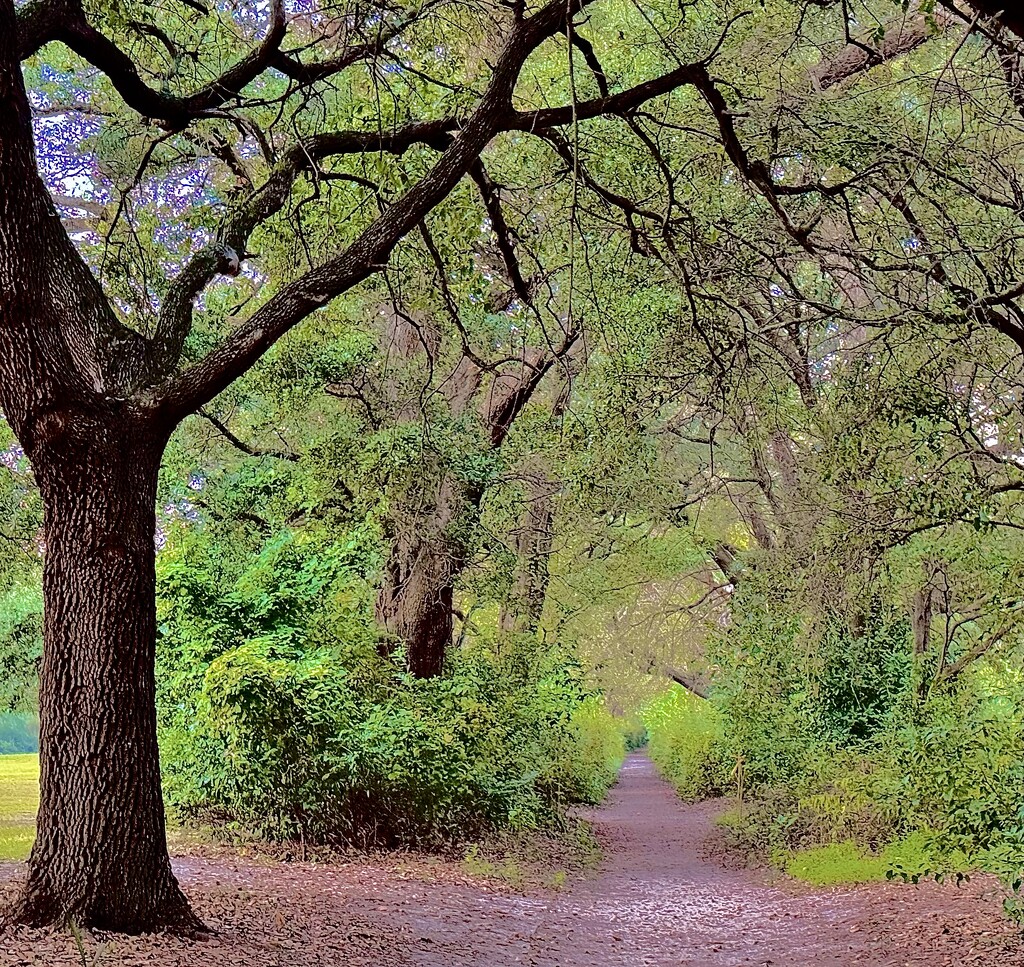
2, 754, 1021, 966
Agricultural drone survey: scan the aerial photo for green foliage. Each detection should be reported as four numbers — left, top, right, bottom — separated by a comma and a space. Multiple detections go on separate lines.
12, 0, 1024, 903
0, 583, 42, 712
643, 689, 732, 801
711, 672, 1024, 900
781, 834, 938, 888
556, 697, 628, 805
783, 841, 891, 887
860, 695, 1024, 857
155, 504, 623, 846
162, 640, 622, 846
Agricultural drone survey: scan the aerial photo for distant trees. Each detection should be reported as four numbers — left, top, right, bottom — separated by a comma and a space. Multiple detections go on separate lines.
0, 714, 38, 756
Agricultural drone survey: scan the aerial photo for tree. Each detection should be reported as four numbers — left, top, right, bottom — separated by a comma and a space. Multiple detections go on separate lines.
0, 0, 716, 933
951, 0, 1024, 40
9, 0, 1024, 935
372, 312, 579, 677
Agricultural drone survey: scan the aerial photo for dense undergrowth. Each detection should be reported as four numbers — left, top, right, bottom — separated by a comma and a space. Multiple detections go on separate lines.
643, 569, 1024, 913
161, 645, 624, 848
155, 524, 625, 848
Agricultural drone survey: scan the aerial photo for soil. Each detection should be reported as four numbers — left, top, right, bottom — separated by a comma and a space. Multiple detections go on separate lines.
1, 753, 1021, 966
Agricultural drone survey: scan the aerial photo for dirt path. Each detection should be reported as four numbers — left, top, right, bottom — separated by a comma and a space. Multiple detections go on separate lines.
2, 754, 1022, 965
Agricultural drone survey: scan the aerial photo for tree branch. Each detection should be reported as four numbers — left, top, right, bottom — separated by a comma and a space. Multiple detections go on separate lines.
468, 160, 531, 304
197, 408, 298, 462
485, 332, 581, 448
810, 2, 948, 91
950, 0, 1024, 40
149, 18, 708, 424
19, 0, 286, 130
665, 666, 711, 700
271, 3, 438, 86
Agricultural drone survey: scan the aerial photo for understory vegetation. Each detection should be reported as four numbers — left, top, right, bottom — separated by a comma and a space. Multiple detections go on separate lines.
645, 570, 1024, 909
159, 628, 624, 846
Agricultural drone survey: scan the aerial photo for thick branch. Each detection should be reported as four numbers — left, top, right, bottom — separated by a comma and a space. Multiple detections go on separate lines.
150, 122, 459, 377
936, 624, 1012, 682
665, 666, 711, 700
19, 0, 286, 130
468, 160, 531, 304
810, 3, 947, 91
15, 0, 73, 59
710, 543, 741, 584
485, 332, 580, 448
952, 1, 1024, 40
150, 25, 707, 424
271, 5, 436, 85
0, 0, 150, 422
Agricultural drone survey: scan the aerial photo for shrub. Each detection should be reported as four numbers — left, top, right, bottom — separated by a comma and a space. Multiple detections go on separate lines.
643, 689, 733, 800
550, 697, 627, 804
160, 637, 624, 847
154, 511, 625, 848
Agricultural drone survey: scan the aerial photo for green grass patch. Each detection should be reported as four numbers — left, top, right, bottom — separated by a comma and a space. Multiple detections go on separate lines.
782, 841, 888, 886
0, 753, 38, 861
781, 832, 943, 887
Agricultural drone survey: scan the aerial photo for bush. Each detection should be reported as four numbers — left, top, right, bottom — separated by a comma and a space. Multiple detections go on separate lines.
714, 689, 1024, 910
160, 637, 624, 847
642, 688, 733, 800
551, 697, 627, 804
154, 508, 625, 848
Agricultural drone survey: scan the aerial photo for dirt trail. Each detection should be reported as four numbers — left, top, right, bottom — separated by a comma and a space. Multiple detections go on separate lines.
2, 753, 1022, 965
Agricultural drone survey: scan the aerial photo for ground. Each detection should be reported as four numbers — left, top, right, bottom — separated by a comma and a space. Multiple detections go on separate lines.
1, 754, 1022, 965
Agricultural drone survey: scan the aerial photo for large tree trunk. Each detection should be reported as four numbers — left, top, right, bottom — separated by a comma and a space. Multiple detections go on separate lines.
376, 474, 481, 678
376, 471, 471, 678
377, 540, 456, 679
7, 409, 198, 933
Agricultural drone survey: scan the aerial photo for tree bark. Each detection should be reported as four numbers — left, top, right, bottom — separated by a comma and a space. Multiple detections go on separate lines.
501, 473, 556, 636
376, 475, 474, 679
377, 533, 458, 679
912, 583, 936, 657
665, 666, 711, 700
371, 311, 577, 677
5, 409, 198, 933
954, 1, 1024, 41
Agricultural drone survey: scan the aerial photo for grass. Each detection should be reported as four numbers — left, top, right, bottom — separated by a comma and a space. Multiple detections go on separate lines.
460, 822, 601, 891
0, 753, 39, 861
782, 841, 889, 886
781, 832, 947, 887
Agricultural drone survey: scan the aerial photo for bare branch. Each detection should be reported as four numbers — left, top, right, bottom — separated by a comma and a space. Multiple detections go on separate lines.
197, 408, 298, 462
19, 0, 287, 130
